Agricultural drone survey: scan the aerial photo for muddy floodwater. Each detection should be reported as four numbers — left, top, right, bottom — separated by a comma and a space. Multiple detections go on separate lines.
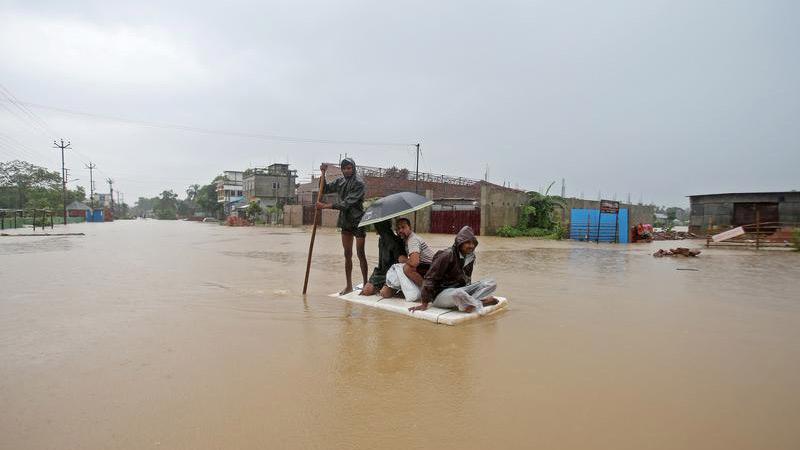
1, 220, 799, 449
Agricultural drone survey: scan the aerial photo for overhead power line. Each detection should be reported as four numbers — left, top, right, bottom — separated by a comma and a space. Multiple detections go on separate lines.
5, 99, 416, 147
0, 84, 56, 138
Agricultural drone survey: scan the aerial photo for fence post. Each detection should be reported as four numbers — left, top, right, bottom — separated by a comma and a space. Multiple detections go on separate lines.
755, 210, 760, 250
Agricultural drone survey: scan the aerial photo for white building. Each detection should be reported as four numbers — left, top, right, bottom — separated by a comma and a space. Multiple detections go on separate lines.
91, 193, 112, 208
216, 171, 244, 214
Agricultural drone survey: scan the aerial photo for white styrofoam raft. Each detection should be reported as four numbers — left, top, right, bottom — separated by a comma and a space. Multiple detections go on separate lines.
329, 290, 508, 325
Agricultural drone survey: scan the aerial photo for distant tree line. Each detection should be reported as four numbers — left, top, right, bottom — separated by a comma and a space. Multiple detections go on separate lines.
131, 176, 223, 220
0, 160, 86, 210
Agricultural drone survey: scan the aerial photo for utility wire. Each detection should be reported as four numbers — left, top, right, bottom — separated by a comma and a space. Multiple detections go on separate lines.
7, 99, 416, 147
0, 134, 50, 163
0, 84, 55, 137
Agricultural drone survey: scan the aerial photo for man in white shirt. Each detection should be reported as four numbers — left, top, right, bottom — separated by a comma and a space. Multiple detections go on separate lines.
379, 217, 435, 299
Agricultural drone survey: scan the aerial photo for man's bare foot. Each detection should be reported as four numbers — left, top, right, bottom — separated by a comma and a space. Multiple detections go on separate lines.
481, 296, 499, 306
464, 305, 475, 313
379, 286, 395, 298
360, 283, 375, 296
339, 286, 353, 295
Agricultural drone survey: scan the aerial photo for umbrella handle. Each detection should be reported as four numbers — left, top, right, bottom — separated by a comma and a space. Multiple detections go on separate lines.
302, 168, 326, 295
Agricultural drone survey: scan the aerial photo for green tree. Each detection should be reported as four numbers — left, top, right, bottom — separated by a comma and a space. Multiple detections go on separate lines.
186, 184, 200, 202
154, 190, 178, 220
246, 201, 263, 221
0, 160, 62, 209
521, 182, 565, 229
195, 177, 223, 218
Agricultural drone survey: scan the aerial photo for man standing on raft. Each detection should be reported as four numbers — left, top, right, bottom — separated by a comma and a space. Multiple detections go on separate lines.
316, 158, 368, 295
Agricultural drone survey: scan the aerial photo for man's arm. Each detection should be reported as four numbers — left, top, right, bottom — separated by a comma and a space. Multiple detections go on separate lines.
410, 252, 446, 312
405, 252, 420, 267
405, 236, 422, 267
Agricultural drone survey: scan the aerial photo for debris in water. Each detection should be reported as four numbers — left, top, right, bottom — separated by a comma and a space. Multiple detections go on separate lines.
653, 247, 701, 257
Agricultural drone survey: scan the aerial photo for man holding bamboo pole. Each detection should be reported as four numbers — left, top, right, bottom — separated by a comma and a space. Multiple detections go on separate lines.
316, 158, 368, 295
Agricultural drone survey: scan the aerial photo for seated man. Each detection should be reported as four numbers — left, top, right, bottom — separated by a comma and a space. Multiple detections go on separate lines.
360, 220, 406, 296
409, 225, 499, 314
379, 217, 435, 298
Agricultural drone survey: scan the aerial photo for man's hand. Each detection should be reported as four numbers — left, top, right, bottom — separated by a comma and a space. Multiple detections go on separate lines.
315, 201, 330, 210
409, 302, 429, 313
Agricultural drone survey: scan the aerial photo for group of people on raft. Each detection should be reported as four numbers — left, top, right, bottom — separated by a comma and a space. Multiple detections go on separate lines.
316, 159, 500, 315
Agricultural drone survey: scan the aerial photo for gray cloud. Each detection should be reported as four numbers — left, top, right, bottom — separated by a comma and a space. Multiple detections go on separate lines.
1, 0, 798, 206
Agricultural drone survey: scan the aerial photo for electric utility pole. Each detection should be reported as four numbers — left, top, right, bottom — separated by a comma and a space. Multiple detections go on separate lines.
107, 178, 114, 215
53, 139, 71, 225
86, 162, 96, 208
414, 143, 420, 232
415, 143, 420, 194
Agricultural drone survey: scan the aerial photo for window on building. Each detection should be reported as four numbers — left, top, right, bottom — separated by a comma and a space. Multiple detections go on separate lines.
273, 182, 280, 189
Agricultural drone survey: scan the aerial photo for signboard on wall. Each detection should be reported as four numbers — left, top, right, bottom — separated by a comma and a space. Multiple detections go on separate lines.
600, 199, 620, 213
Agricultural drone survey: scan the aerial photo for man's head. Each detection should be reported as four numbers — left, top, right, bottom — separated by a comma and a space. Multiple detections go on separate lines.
396, 217, 412, 239
340, 158, 355, 178
454, 226, 478, 255
458, 240, 476, 255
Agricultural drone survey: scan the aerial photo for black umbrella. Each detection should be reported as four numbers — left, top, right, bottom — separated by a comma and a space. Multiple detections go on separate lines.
358, 192, 434, 227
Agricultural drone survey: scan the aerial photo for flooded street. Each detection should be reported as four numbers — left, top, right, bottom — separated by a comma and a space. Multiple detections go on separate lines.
1, 220, 799, 450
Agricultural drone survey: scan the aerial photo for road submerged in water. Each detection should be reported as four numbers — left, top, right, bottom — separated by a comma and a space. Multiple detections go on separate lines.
1, 220, 799, 450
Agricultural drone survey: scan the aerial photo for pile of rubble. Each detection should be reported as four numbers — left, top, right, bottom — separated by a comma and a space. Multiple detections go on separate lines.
225, 216, 252, 227
653, 247, 702, 257
652, 230, 698, 240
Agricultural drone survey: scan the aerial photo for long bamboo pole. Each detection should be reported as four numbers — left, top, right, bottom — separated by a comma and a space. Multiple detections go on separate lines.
302, 168, 327, 295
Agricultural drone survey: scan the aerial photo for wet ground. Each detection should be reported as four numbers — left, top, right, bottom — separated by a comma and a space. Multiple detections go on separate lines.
1, 220, 799, 449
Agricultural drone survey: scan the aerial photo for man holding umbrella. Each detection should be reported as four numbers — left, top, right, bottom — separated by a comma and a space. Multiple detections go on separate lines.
359, 220, 406, 296
316, 158, 368, 295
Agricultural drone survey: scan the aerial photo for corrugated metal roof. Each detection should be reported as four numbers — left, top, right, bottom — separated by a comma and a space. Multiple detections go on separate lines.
687, 191, 798, 198
66, 201, 91, 211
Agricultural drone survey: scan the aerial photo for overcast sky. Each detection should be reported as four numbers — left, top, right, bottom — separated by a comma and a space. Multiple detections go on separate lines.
1, 0, 798, 206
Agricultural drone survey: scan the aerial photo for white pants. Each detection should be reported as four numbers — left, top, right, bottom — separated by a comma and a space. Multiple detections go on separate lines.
431, 279, 497, 315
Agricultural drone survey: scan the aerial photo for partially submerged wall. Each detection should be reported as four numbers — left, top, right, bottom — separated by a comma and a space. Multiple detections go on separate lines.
479, 185, 529, 236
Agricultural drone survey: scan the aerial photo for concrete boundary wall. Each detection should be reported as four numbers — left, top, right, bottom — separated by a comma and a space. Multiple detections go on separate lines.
479, 185, 529, 236
282, 205, 303, 226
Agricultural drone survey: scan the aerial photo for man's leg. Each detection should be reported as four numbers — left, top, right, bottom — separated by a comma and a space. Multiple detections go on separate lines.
463, 279, 497, 302
355, 236, 368, 286
340, 232, 354, 294
432, 282, 497, 313
430, 288, 462, 309
402, 262, 424, 287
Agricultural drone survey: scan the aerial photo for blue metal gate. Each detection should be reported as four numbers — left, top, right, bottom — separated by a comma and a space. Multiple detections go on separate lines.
569, 208, 628, 243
